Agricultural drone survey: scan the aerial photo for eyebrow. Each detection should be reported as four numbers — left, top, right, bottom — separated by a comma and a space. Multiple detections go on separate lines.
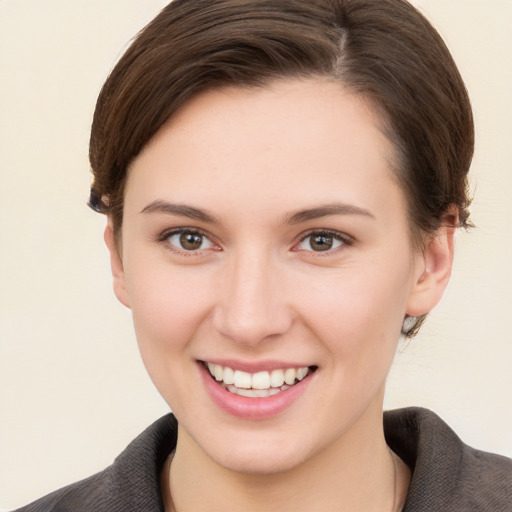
140, 200, 220, 224
140, 200, 374, 225
284, 203, 375, 224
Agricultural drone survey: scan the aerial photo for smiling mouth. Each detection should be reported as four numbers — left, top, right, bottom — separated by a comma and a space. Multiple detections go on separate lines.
203, 362, 318, 398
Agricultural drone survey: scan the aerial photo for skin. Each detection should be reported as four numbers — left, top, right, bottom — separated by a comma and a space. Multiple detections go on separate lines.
105, 78, 455, 511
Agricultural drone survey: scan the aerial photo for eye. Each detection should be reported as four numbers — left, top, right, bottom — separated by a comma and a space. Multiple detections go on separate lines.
164, 229, 215, 252
295, 231, 349, 252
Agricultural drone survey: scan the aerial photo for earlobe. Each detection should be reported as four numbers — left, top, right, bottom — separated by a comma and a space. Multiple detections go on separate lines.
104, 221, 131, 309
406, 213, 457, 317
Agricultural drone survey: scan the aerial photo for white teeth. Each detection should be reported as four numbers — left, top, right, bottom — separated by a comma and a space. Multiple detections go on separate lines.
223, 366, 235, 385
253, 388, 271, 397
236, 388, 257, 397
226, 384, 292, 397
270, 369, 285, 388
205, 362, 312, 395
284, 368, 296, 385
214, 364, 223, 382
252, 371, 271, 390
233, 370, 252, 389
296, 367, 308, 381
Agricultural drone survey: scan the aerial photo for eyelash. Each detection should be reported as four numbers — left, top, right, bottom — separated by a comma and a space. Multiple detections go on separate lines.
157, 228, 217, 255
156, 228, 353, 255
294, 229, 354, 254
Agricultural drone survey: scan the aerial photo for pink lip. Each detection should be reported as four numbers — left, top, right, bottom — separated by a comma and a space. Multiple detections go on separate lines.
198, 362, 315, 421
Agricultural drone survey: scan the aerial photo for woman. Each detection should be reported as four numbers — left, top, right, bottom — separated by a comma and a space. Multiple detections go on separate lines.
10, 0, 512, 510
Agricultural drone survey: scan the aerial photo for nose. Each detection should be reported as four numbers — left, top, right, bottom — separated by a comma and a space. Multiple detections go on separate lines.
212, 248, 294, 346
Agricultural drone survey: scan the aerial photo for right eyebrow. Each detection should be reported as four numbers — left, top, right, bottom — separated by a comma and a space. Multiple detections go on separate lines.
140, 200, 220, 224
284, 203, 375, 225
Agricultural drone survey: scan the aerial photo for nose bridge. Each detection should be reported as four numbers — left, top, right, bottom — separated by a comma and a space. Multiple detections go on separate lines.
213, 244, 292, 345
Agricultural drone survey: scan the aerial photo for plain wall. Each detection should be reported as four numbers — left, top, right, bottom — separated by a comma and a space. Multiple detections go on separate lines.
1, 0, 511, 508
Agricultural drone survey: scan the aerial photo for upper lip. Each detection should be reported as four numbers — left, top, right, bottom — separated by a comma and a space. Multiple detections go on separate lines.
199, 359, 316, 373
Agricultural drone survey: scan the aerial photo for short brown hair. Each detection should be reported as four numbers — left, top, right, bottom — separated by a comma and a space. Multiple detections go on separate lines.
89, 0, 474, 336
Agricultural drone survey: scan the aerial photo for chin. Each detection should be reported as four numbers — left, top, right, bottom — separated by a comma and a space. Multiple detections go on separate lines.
195, 425, 315, 476
215, 444, 309, 476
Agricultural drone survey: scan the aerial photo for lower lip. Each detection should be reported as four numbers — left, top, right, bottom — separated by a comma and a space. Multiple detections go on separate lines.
199, 363, 314, 420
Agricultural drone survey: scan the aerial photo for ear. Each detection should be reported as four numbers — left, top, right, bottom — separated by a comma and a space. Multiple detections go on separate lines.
406, 209, 458, 317
104, 220, 131, 309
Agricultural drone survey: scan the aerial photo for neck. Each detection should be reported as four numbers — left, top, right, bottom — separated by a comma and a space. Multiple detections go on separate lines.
164, 404, 409, 512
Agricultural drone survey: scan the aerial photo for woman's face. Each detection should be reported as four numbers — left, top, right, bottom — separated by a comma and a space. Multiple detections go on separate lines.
110, 79, 441, 474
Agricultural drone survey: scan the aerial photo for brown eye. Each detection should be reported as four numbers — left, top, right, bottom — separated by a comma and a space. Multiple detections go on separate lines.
167, 230, 213, 251
309, 234, 334, 251
180, 232, 203, 250
296, 231, 346, 252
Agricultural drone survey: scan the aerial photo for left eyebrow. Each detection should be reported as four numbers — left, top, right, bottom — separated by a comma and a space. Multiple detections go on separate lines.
140, 200, 220, 224
284, 203, 375, 224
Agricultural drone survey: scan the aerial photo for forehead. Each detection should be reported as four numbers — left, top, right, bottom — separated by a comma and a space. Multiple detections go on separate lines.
125, 78, 404, 222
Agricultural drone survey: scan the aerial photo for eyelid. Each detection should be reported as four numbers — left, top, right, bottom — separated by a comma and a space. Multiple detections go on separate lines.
155, 227, 353, 255
156, 227, 220, 254
292, 229, 354, 253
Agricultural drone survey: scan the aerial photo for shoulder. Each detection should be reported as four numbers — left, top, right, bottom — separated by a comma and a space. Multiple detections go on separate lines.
12, 414, 178, 512
384, 407, 512, 512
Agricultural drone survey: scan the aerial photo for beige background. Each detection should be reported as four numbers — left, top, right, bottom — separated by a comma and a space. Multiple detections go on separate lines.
1, 0, 511, 509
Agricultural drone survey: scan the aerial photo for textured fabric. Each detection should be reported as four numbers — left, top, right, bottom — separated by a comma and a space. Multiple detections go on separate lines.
14, 408, 512, 511
385, 408, 512, 511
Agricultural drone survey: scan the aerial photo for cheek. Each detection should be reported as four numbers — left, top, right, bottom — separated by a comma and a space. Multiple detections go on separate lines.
125, 264, 217, 411
295, 265, 409, 357
126, 262, 214, 358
